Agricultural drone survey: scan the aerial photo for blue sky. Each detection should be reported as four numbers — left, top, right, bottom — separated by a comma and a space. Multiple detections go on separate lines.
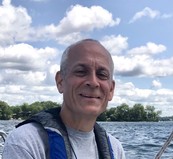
0, 0, 173, 116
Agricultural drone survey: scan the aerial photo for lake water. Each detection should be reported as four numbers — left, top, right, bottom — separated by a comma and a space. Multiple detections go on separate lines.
0, 120, 173, 159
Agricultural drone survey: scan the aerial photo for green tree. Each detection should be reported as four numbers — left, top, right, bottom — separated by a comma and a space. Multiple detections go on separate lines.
0, 100, 162, 121
0, 101, 12, 120
115, 103, 130, 121
20, 103, 31, 119
130, 104, 146, 121
40, 101, 61, 110
105, 108, 116, 121
11, 106, 22, 119
97, 111, 107, 121
145, 105, 161, 121
30, 101, 60, 110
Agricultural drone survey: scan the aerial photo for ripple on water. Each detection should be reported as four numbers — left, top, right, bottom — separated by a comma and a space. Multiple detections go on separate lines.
1, 121, 173, 159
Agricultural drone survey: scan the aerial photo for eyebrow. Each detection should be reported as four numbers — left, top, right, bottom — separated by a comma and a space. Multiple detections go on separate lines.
74, 63, 110, 72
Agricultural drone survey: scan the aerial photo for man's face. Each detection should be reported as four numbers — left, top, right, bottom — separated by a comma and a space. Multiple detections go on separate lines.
57, 41, 115, 118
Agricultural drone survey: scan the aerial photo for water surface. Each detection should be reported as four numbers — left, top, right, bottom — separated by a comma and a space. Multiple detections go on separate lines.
1, 120, 173, 159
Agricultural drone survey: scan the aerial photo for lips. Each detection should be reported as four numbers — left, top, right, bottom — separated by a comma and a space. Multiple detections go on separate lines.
79, 93, 100, 99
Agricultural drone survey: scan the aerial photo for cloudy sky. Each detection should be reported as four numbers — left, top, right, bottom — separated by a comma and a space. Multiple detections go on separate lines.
0, 0, 173, 116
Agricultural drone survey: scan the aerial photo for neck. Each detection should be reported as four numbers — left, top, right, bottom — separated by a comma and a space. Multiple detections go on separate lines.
60, 106, 97, 132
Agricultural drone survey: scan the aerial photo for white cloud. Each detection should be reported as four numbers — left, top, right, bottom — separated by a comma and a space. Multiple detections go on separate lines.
157, 88, 173, 96
0, 43, 57, 71
56, 5, 120, 34
0, 70, 46, 85
161, 13, 173, 19
38, 5, 120, 44
109, 40, 172, 77
127, 42, 166, 56
0, 0, 32, 46
145, 57, 173, 77
23, 71, 47, 85
101, 35, 128, 55
116, 81, 152, 100
129, 7, 160, 23
129, 7, 172, 23
0, 2, 120, 46
0, 43, 59, 88
113, 55, 173, 77
109, 80, 173, 116
55, 32, 84, 46
152, 79, 162, 88
0, 84, 61, 106
112, 56, 140, 76
49, 64, 60, 75
2, 0, 11, 5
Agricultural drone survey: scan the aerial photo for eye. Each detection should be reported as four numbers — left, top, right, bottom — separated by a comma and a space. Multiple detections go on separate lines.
74, 69, 87, 77
97, 70, 109, 80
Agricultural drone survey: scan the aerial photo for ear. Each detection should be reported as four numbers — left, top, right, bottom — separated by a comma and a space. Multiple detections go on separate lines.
108, 80, 115, 101
55, 71, 63, 93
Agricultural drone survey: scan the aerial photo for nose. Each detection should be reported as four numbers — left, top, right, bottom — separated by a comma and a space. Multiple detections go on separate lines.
85, 72, 99, 88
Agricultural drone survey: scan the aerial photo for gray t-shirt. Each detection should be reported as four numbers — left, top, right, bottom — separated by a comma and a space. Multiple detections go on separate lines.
2, 123, 126, 159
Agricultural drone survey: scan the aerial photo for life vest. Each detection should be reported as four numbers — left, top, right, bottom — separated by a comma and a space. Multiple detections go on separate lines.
16, 107, 115, 159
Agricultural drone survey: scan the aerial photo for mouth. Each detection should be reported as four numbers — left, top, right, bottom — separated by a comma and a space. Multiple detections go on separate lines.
79, 93, 100, 99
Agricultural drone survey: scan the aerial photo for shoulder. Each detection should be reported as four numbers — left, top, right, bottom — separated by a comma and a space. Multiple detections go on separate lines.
7, 122, 47, 144
107, 133, 126, 159
3, 122, 49, 159
107, 133, 123, 148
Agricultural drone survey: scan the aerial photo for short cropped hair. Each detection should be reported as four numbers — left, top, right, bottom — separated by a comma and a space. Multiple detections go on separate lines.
60, 39, 114, 79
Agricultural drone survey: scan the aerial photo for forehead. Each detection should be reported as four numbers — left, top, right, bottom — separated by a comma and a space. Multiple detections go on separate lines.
67, 41, 112, 69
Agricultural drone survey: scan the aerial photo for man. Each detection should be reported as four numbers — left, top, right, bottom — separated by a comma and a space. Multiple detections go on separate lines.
3, 39, 126, 159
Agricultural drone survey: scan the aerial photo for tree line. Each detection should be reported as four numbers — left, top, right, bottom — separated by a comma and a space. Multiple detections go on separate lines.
0, 100, 161, 121
97, 103, 161, 122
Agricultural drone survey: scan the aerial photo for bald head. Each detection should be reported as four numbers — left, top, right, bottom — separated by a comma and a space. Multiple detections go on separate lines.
60, 39, 114, 79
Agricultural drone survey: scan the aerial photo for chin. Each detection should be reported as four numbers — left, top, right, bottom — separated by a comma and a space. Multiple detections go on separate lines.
82, 106, 104, 117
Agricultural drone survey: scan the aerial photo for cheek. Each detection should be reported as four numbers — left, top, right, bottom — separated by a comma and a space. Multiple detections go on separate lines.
108, 91, 114, 101
105, 84, 115, 101
62, 79, 77, 95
